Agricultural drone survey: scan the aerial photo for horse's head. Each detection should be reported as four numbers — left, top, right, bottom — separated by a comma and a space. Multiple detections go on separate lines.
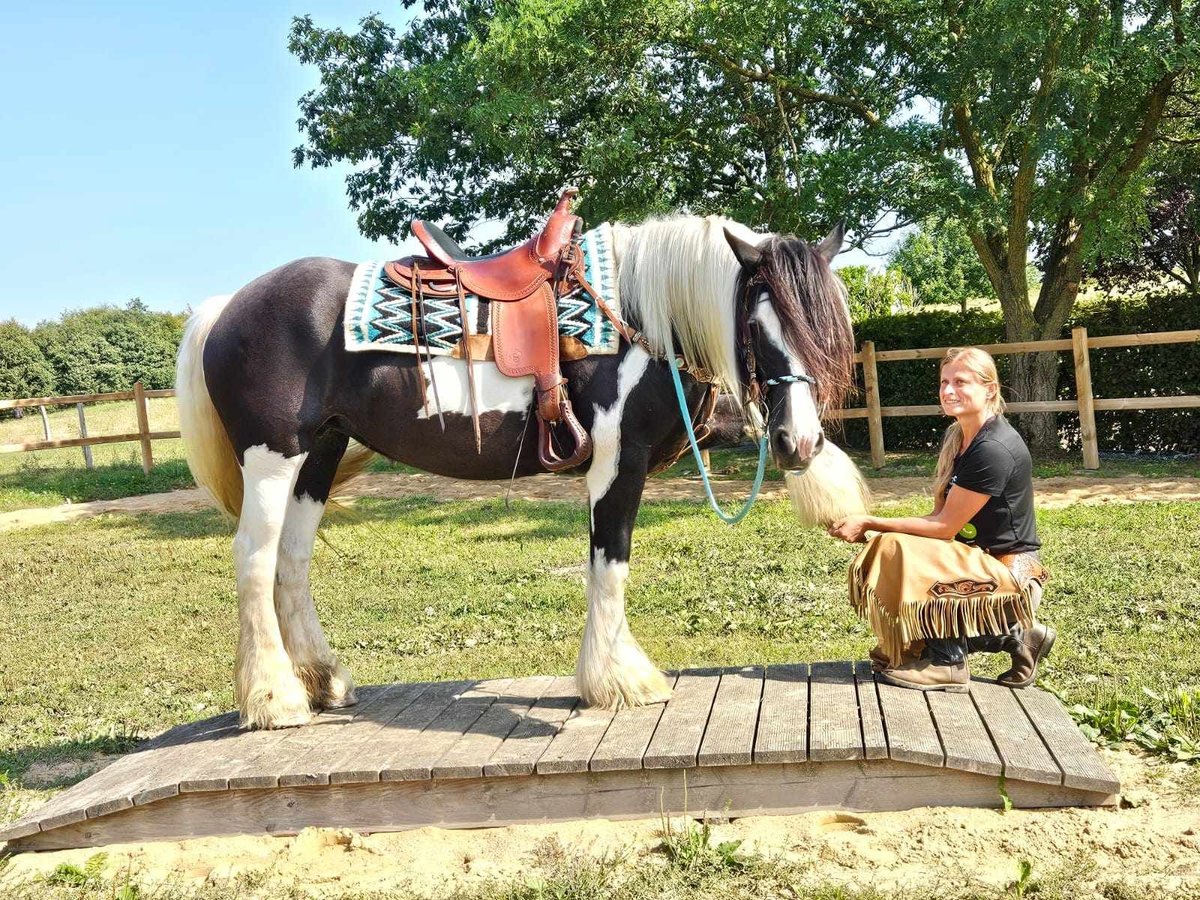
723, 223, 856, 472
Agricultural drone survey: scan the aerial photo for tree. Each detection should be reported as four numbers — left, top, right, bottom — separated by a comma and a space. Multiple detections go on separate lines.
1092, 146, 1200, 295
890, 220, 993, 312
290, 0, 1199, 448
0, 320, 55, 402
838, 265, 919, 320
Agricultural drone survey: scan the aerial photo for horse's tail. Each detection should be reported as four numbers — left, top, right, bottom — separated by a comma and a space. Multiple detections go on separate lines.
176, 295, 377, 522
176, 295, 243, 519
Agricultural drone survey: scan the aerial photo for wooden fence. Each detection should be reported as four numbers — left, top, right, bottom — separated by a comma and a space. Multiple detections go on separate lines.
0, 327, 1196, 474
834, 327, 1200, 469
0, 382, 178, 474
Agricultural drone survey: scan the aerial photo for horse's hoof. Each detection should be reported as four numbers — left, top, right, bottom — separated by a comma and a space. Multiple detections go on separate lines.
240, 681, 314, 730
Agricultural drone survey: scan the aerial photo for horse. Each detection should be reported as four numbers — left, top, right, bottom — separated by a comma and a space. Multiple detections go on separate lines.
175, 213, 869, 730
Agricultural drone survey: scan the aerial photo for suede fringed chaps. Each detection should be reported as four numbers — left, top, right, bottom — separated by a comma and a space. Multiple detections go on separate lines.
849, 533, 1042, 669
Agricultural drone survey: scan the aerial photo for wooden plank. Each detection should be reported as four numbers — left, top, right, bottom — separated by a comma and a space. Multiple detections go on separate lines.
1088, 329, 1200, 348
1072, 327, 1100, 469
970, 681, 1062, 785
76, 403, 93, 469
642, 669, 721, 769
484, 675, 579, 777
697, 667, 764, 767
1094, 395, 1200, 410
324, 680, 471, 785
133, 381, 153, 473
861, 341, 886, 468
222, 684, 415, 790
11, 759, 1116, 851
590, 674, 678, 772
380, 679, 514, 782
0, 431, 179, 454
0, 390, 137, 410
1015, 688, 1120, 794
276, 681, 441, 787
874, 681, 944, 768
754, 664, 808, 764
536, 692, 620, 775
874, 339, 1073, 361
432, 675, 555, 779
927, 691, 1002, 776
853, 661, 888, 760
808, 661, 862, 761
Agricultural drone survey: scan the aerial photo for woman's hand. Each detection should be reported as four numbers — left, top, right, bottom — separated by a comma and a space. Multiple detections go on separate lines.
828, 515, 873, 543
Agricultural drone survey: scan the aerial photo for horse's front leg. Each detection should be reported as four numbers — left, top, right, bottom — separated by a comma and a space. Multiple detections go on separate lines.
577, 442, 672, 709
233, 446, 313, 729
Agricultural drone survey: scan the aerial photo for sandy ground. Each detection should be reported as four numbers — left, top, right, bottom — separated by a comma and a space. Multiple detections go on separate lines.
2, 473, 1198, 533
2, 750, 1197, 897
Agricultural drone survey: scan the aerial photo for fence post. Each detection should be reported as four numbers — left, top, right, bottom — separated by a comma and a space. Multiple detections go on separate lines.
861, 341, 886, 468
133, 381, 154, 474
39, 404, 51, 441
77, 402, 94, 470
1071, 327, 1100, 469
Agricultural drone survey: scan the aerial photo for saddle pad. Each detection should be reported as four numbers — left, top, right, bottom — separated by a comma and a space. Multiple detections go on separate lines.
344, 222, 622, 356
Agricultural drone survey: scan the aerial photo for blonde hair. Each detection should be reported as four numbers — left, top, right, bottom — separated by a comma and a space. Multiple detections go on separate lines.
933, 347, 1006, 500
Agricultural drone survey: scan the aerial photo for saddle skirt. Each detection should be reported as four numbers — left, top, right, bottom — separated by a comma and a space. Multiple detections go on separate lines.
343, 222, 622, 358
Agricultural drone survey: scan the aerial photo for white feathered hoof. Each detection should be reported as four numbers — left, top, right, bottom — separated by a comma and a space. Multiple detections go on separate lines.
307, 659, 358, 710
575, 644, 673, 710
238, 673, 314, 730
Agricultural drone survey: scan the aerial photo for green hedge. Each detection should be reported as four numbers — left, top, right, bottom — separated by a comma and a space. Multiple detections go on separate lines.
840, 290, 1200, 454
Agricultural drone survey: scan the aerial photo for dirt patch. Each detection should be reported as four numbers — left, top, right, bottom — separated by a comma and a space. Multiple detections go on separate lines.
3, 750, 1197, 897
1, 474, 1197, 533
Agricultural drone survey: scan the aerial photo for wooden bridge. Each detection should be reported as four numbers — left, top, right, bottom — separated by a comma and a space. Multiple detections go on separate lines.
1, 662, 1119, 851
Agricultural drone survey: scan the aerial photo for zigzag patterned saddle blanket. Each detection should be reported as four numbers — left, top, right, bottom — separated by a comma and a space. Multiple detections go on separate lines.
343, 223, 622, 357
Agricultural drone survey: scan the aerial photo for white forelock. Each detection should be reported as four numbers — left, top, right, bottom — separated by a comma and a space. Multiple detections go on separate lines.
613, 216, 767, 396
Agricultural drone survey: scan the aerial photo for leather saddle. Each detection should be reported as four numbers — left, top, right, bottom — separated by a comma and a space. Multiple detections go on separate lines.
382, 188, 593, 471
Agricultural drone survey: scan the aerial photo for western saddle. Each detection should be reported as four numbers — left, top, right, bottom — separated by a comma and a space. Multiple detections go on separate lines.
383, 188, 600, 471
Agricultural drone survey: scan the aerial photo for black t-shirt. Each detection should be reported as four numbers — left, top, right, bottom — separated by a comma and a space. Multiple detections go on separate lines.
946, 415, 1040, 554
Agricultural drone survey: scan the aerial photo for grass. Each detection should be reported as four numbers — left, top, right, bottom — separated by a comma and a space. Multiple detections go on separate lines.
1, 496, 1197, 805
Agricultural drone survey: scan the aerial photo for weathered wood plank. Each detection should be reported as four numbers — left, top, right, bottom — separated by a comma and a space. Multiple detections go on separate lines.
853, 661, 888, 760
381, 679, 514, 782
808, 662, 862, 761
753, 664, 808, 764
643, 669, 721, 769
698, 667, 764, 767
536, 693, 619, 775
589, 674, 679, 772
222, 684, 414, 790
927, 691, 1002, 776
970, 681, 1062, 786
1016, 687, 1120, 794
10, 759, 1117, 851
326, 679, 474, 784
483, 675, 579, 777
874, 681, 944, 768
431, 676, 555, 780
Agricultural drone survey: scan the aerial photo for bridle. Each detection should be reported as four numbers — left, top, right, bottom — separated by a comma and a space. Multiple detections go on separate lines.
736, 278, 818, 421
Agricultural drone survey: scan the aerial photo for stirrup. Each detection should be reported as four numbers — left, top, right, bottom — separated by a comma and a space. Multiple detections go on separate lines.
538, 402, 592, 471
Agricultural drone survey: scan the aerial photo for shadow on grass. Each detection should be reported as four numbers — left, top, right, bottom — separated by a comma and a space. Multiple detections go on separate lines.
1, 733, 143, 790
0, 460, 195, 511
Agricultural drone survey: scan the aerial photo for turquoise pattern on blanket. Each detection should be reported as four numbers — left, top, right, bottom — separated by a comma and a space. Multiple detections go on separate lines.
343, 222, 622, 356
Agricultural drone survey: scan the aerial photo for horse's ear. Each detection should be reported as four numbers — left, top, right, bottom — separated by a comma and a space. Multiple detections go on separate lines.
723, 228, 764, 272
815, 220, 846, 263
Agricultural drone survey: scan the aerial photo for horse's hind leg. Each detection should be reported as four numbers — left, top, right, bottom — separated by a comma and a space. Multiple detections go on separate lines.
275, 432, 357, 710
234, 445, 313, 729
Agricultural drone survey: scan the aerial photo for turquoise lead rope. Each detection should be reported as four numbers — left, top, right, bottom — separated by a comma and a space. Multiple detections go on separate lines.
666, 351, 768, 525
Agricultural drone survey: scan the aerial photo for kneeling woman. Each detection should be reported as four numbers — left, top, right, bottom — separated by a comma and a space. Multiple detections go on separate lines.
829, 347, 1053, 692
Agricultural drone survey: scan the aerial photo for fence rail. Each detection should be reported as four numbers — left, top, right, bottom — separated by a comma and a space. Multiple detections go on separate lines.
834, 327, 1200, 469
1, 328, 1196, 474
0, 382, 180, 472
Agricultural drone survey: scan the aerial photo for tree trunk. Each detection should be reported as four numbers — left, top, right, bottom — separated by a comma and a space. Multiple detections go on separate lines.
1008, 350, 1061, 451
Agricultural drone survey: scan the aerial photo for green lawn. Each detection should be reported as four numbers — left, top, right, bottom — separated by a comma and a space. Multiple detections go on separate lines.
2, 497, 1197, 804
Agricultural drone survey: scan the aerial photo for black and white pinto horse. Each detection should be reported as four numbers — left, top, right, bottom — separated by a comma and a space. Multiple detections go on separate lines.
176, 215, 868, 729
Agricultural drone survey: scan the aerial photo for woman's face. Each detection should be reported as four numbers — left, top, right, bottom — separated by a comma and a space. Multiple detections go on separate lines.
940, 359, 996, 419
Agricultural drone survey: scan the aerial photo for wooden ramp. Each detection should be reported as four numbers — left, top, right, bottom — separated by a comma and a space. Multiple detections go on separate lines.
2, 663, 1119, 851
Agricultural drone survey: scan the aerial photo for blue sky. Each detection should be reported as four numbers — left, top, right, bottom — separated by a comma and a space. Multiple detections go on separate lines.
0, 2, 878, 327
